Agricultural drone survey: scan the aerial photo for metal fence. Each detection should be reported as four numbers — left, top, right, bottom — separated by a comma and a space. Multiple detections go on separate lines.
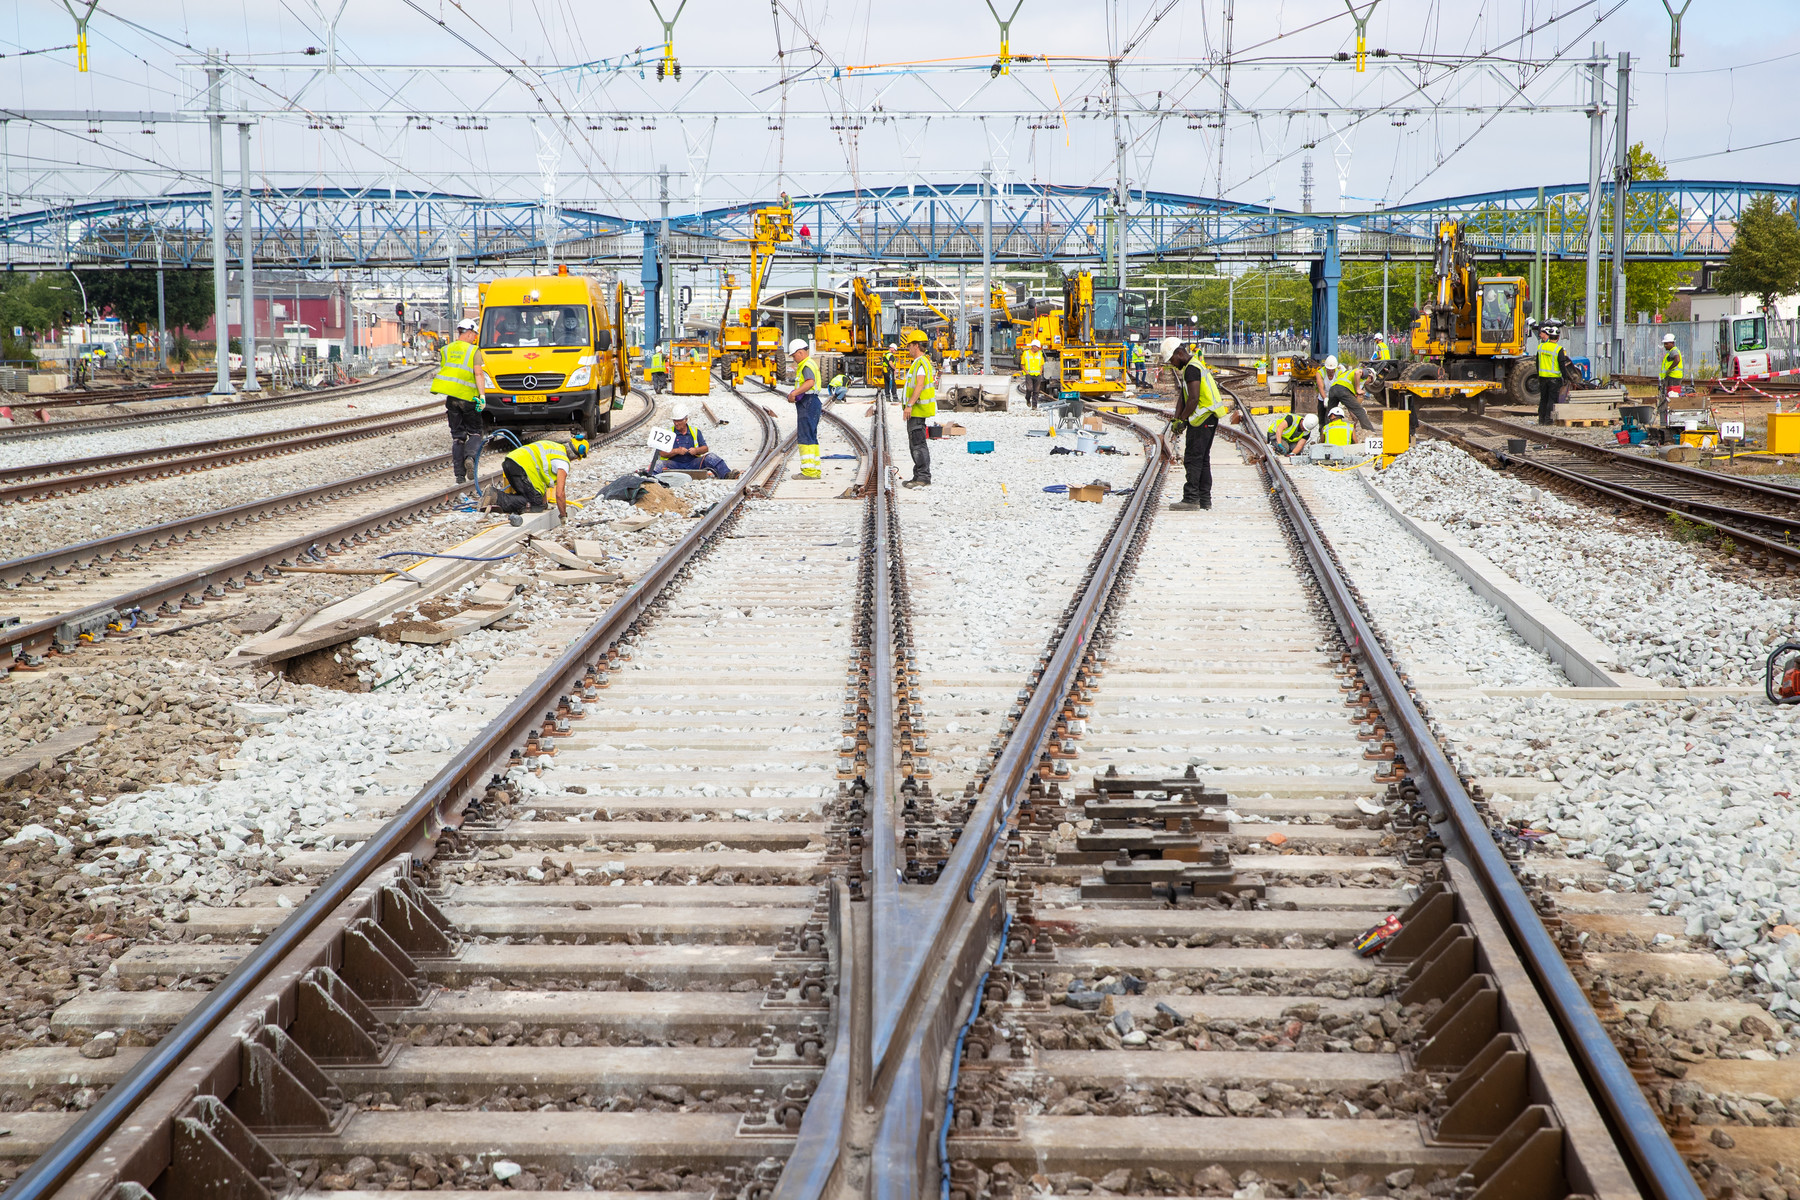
1558, 319, 1800, 377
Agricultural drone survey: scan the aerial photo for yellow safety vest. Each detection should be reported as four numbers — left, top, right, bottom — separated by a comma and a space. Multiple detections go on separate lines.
1271, 413, 1306, 445
795, 354, 820, 393
430, 339, 479, 402
1021, 348, 1043, 374
505, 440, 570, 494
1181, 359, 1230, 426
1376, 341, 1392, 361
1662, 349, 1683, 383
906, 354, 937, 418
651, 350, 666, 372
1537, 340, 1563, 379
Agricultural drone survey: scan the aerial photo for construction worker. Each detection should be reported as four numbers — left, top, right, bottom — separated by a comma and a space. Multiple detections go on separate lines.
1163, 337, 1234, 512
1536, 321, 1575, 426
652, 403, 732, 478
880, 343, 899, 401
1266, 411, 1316, 457
827, 372, 848, 404
650, 343, 669, 394
491, 434, 589, 524
1314, 353, 1345, 424
430, 317, 483, 484
1321, 404, 1355, 447
902, 331, 936, 489
1128, 334, 1146, 387
1020, 339, 1045, 406
1376, 337, 1393, 362
1658, 332, 1683, 428
787, 338, 823, 480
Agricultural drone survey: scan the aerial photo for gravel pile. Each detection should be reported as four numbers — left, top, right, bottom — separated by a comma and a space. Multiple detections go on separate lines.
1288, 458, 1567, 688
1381, 439, 1800, 686
0, 384, 432, 469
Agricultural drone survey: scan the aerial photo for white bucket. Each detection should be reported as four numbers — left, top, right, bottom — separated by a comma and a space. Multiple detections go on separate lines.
1076, 431, 1097, 454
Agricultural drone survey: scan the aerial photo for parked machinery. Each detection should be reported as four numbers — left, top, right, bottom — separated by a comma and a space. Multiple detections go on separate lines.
667, 338, 714, 395
893, 274, 965, 370
1057, 270, 1128, 400
716, 200, 794, 386
813, 276, 892, 388
1719, 313, 1772, 380
1380, 219, 1535, 416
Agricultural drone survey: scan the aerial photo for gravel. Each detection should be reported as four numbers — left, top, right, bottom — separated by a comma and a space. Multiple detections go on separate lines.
1286, 453, 1568, 689
1381, 439, 1800, 687
0, 382, 434, 469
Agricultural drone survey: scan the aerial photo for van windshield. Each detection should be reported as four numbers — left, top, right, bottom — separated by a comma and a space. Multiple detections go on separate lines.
482, 305, 589, 348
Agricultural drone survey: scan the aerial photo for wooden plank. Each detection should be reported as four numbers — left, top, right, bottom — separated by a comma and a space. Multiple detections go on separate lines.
0, 725, 104, 784
222, 617, 381, 668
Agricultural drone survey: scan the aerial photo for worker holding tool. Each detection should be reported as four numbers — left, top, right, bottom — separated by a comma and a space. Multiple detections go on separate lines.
430, 317, 483, 485
1265, 411, 1316, 457
827, 372, 848, 404
650, 343, 669, 394
1163, 337, 1234, 512
1020, 339, 1045, 406
1536, 320, 1576, 426
1659, 332, 1683, 428
902, 331, 937, 489
652, 404, 733, 478
788, 338, 823, 480
489, 434, 589, 524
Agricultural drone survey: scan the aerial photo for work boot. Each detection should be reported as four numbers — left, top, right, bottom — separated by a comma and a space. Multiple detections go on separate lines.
902, 478, 930, 489
1169, 500, 1204, 511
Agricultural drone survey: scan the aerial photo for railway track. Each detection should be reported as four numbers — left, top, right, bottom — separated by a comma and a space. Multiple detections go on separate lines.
1420, 412, 1800, 568
0, 390, 655, 666
2, 369, 249, 412
0, 402, 442, 506
0, 368, 431, 442
0, 384, 1708, 1200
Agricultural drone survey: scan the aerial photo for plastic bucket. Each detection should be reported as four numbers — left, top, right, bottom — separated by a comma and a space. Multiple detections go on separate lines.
1076, 431, 1097, 454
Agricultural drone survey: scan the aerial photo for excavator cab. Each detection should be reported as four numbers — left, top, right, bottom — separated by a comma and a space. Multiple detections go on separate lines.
1474, 280, 1524, 356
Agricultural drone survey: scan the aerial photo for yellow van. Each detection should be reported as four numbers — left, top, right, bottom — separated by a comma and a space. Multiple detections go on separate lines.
475, 268, 628, 438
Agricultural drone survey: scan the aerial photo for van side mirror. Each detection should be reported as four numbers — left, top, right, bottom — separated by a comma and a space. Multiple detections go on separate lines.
594, 330, 612, 351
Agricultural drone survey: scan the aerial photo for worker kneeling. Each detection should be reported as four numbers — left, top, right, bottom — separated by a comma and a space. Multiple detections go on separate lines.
491, 434, 588, 524
1321, 405, 1354, 447
1266, 411, 1316, 456
651, 404, 732, 478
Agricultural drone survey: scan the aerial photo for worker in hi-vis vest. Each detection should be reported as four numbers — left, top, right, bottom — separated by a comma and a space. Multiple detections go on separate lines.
787, 339, 823, 479
1658, 332, 1683, 428
902, 330, 936, 489
1536, 321, 1575, 426
430, 317, 483, 484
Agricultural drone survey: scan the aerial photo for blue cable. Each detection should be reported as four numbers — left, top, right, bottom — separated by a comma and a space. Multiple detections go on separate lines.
938, 912, 1014, 1199
376, 550, 520, 563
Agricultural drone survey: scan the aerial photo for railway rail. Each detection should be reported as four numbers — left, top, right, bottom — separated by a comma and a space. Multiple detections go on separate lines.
0, 382, 1707, 1200
1421, 411, 1800, 568
0, 401, 443, 505
2, 369, 251, 411
0, 368, 431, 442
0, 389, 654, 667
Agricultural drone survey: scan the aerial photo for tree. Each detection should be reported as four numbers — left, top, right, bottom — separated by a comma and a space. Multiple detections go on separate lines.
1715, 192, 1800, 312
79, 269, 214, 333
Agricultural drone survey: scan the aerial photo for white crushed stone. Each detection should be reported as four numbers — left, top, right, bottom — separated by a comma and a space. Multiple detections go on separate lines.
1381, 439, 1800, 687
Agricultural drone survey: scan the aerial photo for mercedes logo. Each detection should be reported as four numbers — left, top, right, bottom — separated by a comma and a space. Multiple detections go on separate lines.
521, 374, 539, 390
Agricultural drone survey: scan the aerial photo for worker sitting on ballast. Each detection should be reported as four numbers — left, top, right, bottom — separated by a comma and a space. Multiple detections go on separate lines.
1266, 411, 1316, 456
489, 434, 588, 525
652, 404, 733, 478
1535, 321, 1577, 426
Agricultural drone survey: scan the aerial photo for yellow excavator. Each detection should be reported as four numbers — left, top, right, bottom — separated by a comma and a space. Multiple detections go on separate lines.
1384, 219, 1535, 415
894, 274, 965, 370
814, 276, 892, 388
1057, 270, 1127, 399
716, 200, 794, 385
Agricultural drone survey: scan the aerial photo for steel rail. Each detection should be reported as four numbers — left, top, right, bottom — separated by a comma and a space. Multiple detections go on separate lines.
1234, 399, 1703, 1200
0, 402, 442, 504
3, 371, 244, 411
2, 395, 658, 659
866, 403, 1167, 1196
1468, 413, 1800, 502
0, 387, 777, 1200
0, 367, 431, 441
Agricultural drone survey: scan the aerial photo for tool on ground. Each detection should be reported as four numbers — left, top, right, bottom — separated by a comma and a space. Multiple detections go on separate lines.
1767, 641, 1800, 705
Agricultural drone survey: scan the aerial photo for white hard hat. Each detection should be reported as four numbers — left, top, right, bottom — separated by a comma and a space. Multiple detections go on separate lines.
671, 403, 690, 421
1159, 336, 1183, 359
1662, 332, 1676, 344
787, 338, 808, 355
1302, 413, 1319, 432
456, 318, 476, 332
1030, 340, 1041, 348
1324, 354, 1339, 371
1327, 405, 1346, 421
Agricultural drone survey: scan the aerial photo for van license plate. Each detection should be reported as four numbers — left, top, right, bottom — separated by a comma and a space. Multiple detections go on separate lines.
515, 393, 546, 403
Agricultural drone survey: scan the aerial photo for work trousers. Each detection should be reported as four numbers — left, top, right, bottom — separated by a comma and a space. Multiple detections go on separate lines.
652, 453, 731, 478
445, 398, 482, 481
1317, 387, 1375, 431
796, 393, 822, 478
1538, 376, 1564, 426
1023, 373, 1043, 405
906, 415, 931, 483
652, 370, 668, 394
1182, 416, 1218, 505
494, 458, 546, 514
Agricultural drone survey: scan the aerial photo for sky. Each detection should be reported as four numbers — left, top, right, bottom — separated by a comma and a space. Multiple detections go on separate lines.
2, 0, 1798, 222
